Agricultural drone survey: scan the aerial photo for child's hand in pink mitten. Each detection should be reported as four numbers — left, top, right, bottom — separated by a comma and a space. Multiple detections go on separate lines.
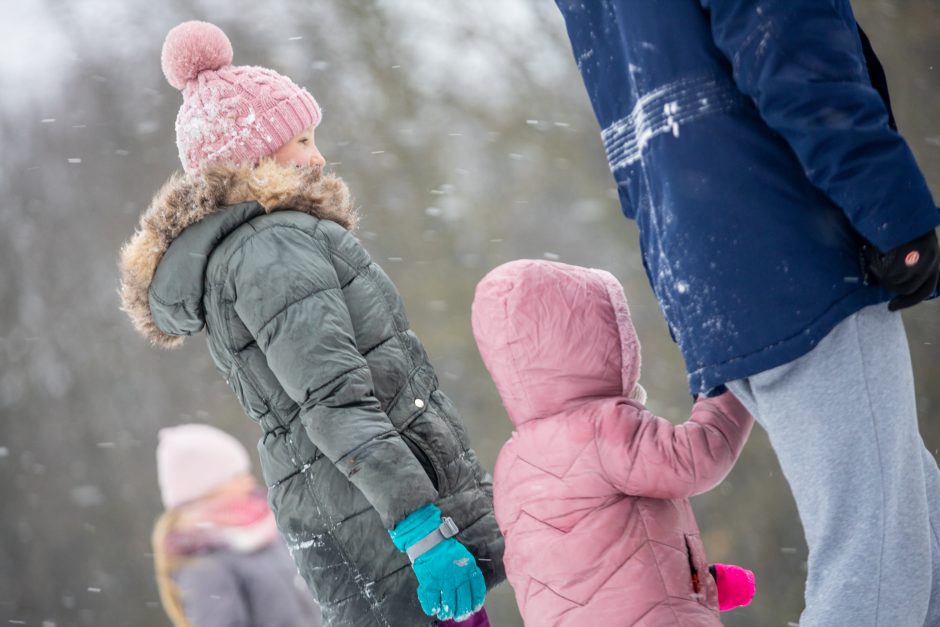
709, 563, 755, 611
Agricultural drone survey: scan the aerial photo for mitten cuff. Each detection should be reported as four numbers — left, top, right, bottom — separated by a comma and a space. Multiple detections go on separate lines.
389, 503, 440, 552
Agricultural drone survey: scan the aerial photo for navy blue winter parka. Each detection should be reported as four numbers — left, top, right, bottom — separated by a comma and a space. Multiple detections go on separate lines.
555, 0, 939, 394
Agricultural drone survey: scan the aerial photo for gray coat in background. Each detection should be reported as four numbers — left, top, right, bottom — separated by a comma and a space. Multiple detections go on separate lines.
177, 542, 322, 627
120, 161, 505, 627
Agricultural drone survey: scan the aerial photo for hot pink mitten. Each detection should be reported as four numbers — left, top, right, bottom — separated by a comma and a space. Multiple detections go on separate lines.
711, 563, 755, 611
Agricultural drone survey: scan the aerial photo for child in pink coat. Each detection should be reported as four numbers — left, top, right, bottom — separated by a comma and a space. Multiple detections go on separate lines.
471, 260, 756, 626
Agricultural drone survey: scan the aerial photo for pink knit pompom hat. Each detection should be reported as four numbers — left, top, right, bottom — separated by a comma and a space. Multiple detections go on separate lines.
156, 423, 252, 509
161, 21, 322, 174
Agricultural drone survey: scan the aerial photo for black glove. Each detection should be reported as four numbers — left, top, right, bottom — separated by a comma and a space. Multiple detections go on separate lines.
865, 229, 939, 311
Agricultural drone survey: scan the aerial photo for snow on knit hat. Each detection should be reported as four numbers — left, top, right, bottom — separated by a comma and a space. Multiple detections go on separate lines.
157, 423, 252, 509
161, 21, 322, 174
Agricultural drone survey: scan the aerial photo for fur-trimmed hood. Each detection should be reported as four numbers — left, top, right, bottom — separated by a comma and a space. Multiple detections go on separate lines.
119, 159, 356, 348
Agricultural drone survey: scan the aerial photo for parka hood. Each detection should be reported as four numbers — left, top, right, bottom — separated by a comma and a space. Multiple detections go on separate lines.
471, 259, 641, 426
118, 160, 355, 348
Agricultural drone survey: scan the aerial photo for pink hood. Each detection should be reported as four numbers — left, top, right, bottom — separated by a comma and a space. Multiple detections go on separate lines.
471, 260, 640, 426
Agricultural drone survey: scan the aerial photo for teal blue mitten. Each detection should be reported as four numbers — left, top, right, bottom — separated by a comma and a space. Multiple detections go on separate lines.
389, 503, 486, 620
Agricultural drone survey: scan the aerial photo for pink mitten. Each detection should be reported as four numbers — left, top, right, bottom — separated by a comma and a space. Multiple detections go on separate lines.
712, 563, 755, 611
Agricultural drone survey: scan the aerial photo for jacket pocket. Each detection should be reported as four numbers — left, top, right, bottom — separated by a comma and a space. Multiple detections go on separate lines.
400, 430, 441, 492
684, 533, 718, 610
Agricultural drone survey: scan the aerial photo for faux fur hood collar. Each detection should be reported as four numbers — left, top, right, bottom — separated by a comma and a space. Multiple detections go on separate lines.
119, 159, 356, 348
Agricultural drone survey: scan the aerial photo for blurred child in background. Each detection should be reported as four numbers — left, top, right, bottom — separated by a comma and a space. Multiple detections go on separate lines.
153, 423, 322, 627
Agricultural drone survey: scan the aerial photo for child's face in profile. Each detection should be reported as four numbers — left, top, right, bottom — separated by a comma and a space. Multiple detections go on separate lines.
273, 125, 325, 171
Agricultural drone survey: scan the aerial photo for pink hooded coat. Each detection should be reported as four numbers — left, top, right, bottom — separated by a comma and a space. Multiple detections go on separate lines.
472, 260, 754, 627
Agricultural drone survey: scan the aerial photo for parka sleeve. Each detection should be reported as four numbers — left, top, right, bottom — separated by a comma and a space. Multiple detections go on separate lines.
230, 222, 438, 529
700, 0, 939, 252
594, 392, 754, 499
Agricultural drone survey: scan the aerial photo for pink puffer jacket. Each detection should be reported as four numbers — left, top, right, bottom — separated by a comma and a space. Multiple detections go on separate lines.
471, 260, 754, 627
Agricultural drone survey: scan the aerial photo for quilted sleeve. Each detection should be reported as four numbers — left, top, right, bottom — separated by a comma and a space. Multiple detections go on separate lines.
595, 392, 754, 499
701, 0, 938, 251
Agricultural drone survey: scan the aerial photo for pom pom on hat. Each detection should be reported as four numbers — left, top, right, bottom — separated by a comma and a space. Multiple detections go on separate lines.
161, 21, 234, 90
156, 423, 251, 509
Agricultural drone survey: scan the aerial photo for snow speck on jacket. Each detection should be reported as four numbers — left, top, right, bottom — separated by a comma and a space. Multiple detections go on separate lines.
472, 260, 754, 627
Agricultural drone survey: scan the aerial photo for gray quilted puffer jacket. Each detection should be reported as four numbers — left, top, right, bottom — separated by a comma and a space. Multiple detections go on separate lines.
120, 162, 505, 627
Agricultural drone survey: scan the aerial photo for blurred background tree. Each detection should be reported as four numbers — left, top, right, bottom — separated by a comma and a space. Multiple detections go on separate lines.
0, 1, 937, 625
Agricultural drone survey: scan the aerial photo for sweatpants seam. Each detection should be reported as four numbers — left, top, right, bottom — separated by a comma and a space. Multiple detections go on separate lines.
854, 311, 886, 626
922, 453, 940, 551
930, 517, 940, 552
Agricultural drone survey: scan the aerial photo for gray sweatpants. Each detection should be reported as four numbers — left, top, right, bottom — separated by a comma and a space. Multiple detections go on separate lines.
728, 304, 940, 627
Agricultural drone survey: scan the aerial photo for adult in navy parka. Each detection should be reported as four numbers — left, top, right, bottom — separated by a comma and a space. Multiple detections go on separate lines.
553, 1, 940, 625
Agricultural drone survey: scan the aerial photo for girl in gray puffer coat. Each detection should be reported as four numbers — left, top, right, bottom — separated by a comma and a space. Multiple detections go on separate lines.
121, 21, 503, 627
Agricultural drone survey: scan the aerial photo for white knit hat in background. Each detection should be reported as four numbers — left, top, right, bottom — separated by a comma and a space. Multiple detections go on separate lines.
156, 423, 251, 509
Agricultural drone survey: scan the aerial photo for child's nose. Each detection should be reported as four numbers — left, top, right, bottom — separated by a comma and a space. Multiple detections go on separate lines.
310, 150, 325, 169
